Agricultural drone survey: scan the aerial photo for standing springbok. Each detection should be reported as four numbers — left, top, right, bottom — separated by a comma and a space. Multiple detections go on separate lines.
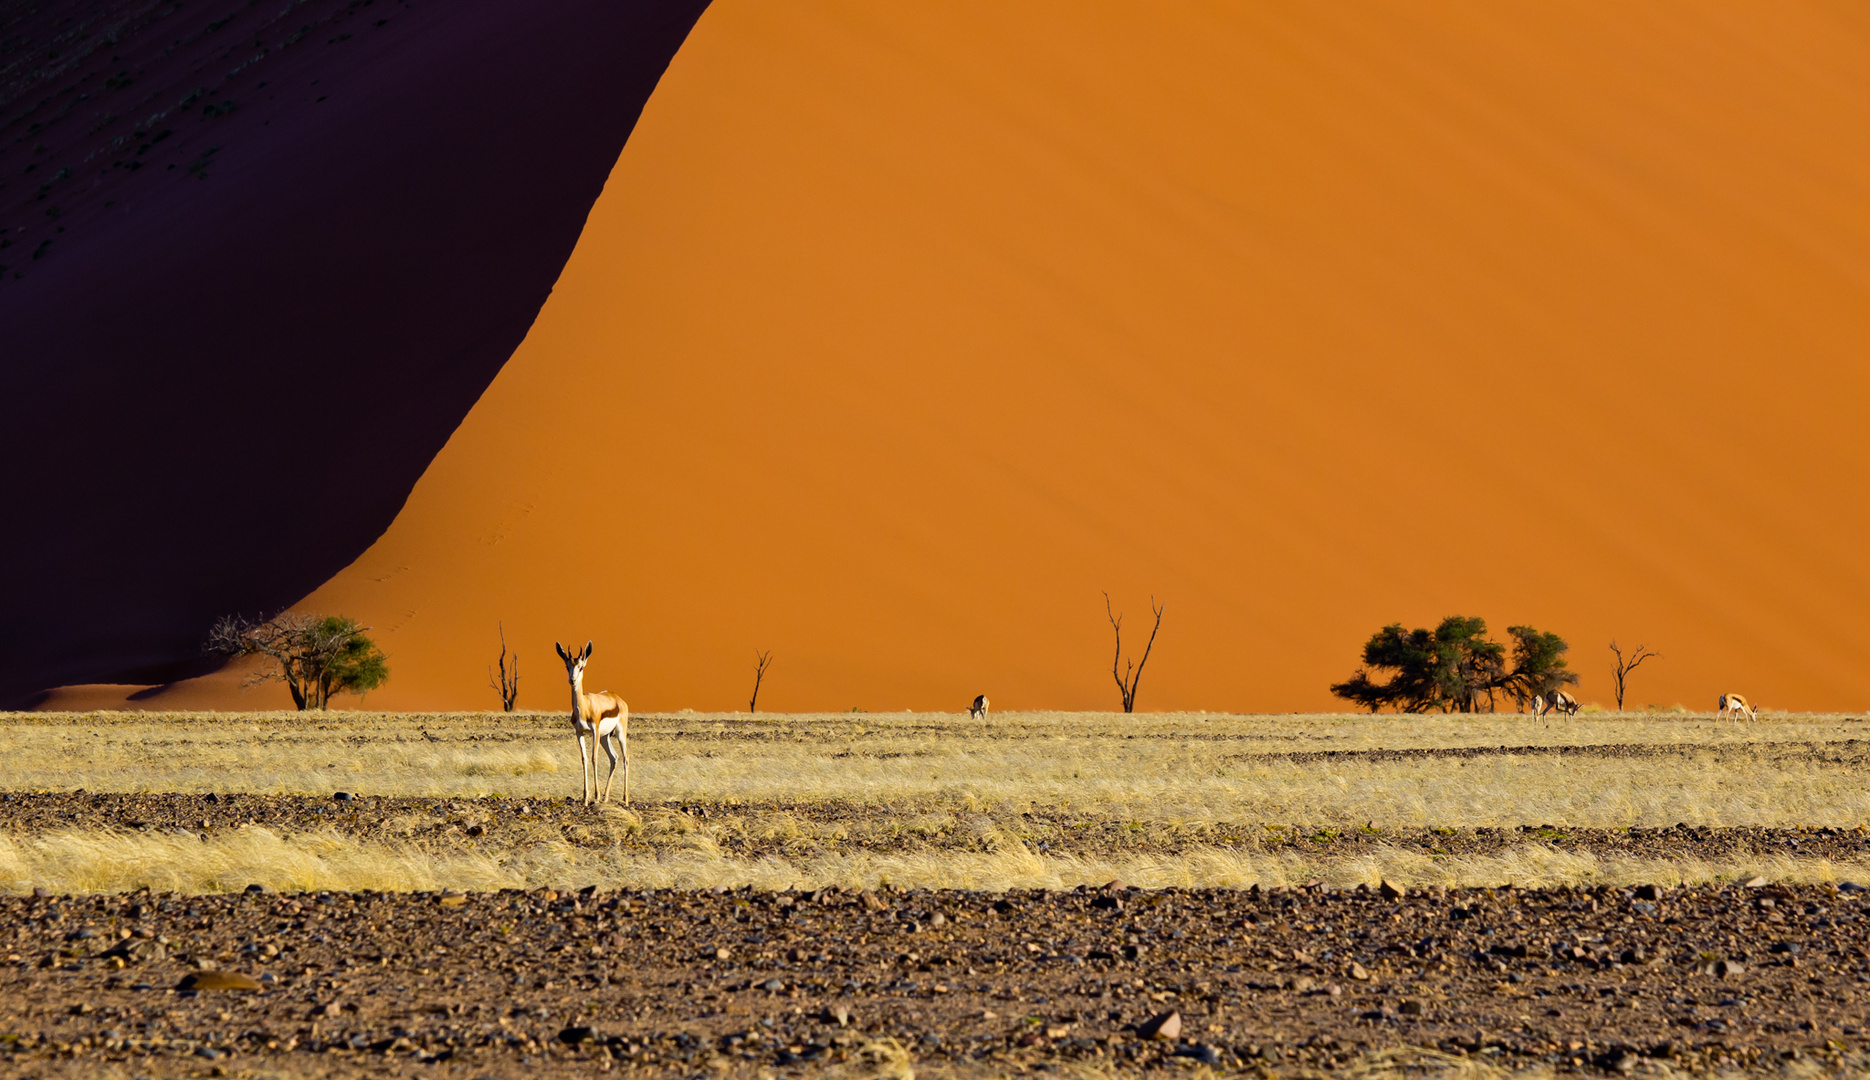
1534, 690, 1580, 716
969, 694, 990, 720
1717, 693, 1755, 722
556, 640, 628, 806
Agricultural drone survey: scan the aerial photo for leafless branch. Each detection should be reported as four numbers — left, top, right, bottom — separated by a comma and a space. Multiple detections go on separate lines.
1105, 592, 1166, 713
749, 650, 774, 713
488, 622, 520, 712
1608, 640, 1661, 712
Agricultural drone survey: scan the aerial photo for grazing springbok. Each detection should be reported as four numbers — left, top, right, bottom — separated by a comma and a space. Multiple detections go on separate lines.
556, 640, 629, 806
969, 694, 990, 720
1717, 693, 1755, 722
1534, 690, 1580, 716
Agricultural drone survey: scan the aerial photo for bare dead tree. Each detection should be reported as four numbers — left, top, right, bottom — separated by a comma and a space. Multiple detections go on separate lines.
488, 622, 520, 712
1105, 592, 1165, 714
749, 650, 774, 713
1608, 640, 1661, 712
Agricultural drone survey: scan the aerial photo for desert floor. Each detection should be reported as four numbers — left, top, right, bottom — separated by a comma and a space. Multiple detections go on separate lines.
4, 709, 1870, 1078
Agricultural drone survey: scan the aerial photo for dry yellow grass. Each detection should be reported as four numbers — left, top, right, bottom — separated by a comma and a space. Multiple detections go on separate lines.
2, 824, 1865, 897
4, 709, 1868, 895
1, 709, 1867, 828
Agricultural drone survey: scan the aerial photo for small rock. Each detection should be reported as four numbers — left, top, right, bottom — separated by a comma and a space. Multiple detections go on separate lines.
1349, 962, 1371, 981
1744, 876, 1768, 888
1102, 878, 1127, 893
1399, 999, 1424, 1016
101, 939, 168, 964
437, 893, 467, 907
824, 1005, 852, 1026
1175, 1043, 1223, 1065
1715, 959, 1746, 978
1635, 884, 1661, 901
333, 792, 354, 802
712, 946, 732, 961
1137, 1011, 1181, 1041
859, 891, 888, 912
559, 1026, 595, 1045
1289, 976, 1316, 993
1379, 880, 1405, 900
243, 883, 270, 895
761, 979, 785, 992
177, 970, 262, 992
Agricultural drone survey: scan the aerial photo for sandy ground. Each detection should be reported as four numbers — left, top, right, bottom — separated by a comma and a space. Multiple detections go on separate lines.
6, 880, 1870, 1078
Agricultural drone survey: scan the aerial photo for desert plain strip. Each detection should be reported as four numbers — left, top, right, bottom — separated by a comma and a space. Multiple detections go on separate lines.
5, 710, 1870, 1078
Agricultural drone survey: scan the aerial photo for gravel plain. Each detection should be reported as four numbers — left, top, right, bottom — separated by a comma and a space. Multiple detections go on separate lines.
7, 873, 1870, 1077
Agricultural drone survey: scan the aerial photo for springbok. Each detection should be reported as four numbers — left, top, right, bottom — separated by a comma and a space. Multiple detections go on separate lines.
1535, 690, 1580, 716
556, 640, 629, 806
969, 694, 990, 720
1717, 693, 1755, 722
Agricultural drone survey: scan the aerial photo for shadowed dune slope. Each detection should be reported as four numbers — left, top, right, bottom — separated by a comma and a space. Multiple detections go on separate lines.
69, 1, 1870, 713
0, 0, 710, 705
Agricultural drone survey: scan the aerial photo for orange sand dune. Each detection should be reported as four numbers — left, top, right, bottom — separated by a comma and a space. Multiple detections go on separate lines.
96, 1, 1870, 713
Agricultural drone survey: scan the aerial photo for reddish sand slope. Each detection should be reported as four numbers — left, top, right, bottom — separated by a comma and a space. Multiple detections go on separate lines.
81, 1, 1870, 713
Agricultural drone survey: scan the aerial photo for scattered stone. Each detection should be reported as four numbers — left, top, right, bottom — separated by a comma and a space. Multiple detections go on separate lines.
176, 970, 262, 992
761, 979, 785, 992
1744, 876, 1769, 888
438, 892, 467, 907
1175, 1043, 1222, 1065
1379, 880, 1405, 900
1349, 962, 1371, 981
1635, 883, 1661, 901
1400, 999, 1424, 1016
100, 939, 167, 964
559, 1026, 595, 1044
1138, 1011, 1181, 1041
333, 792, 354, 802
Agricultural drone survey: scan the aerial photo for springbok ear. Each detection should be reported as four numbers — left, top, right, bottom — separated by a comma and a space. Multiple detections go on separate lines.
583, 640, 594, 660
555, 642, 568, 661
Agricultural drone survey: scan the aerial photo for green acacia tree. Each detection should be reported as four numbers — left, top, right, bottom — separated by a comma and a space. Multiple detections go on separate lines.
1330, 616, 1576, 714
209, 613, 389, 710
